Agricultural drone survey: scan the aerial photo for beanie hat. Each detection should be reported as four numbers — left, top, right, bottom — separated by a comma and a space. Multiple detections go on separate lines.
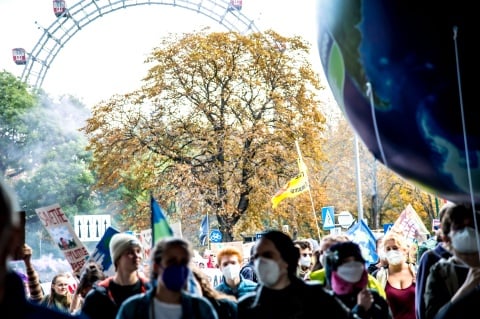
109, 233, 142, 266
261, 230, 300, 276
327, 241, 365, 271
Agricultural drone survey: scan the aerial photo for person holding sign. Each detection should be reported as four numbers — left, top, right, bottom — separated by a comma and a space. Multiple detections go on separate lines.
0, 177, 84, 318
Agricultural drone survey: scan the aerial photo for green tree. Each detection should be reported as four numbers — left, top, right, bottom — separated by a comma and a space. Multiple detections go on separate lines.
0, 71, 37, 177
82, 30, 330, 242
7, 93, 123, 257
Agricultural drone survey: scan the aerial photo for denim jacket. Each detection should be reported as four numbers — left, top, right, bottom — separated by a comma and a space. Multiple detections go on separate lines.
116, 288, 218, 319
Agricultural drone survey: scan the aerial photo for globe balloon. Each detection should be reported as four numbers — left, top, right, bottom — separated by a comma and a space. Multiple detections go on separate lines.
316, 1, 479, 204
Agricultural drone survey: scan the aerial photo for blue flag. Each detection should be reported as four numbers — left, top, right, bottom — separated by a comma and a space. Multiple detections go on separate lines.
151, 195, 173, 245
89, 226, 120, 276
199, 215, 209, 246
346, 219, 379, 265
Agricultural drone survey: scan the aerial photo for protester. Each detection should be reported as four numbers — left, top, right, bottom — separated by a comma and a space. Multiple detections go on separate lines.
237, 230, 349, 319
310, 248, 323, 273
192, 266, 237, 319
81, 232, 149, 319
293, 239, 313, 280
215, 246, 257, 299
22, 244, 44, 303
325, 241, 392, 319
40, 273, 75, 313
374, 232, 416, 319
368, 234, 387, 275
433, 285, 480, 319
310, 233, 386, 299
415, 202, 453, 319
70, 261, 106, 313
0, 176, 84, 318
424, 203, 480, 319
239, 246, 257, 283
116, 237, 218, 319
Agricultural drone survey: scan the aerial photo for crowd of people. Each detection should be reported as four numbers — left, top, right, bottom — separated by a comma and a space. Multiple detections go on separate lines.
2, 176, 480, 319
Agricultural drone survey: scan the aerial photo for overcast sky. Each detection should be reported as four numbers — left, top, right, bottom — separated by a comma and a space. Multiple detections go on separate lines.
0, 0, 324, 106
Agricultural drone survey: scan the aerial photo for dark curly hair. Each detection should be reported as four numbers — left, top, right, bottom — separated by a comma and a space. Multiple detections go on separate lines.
77, 261, 106, 297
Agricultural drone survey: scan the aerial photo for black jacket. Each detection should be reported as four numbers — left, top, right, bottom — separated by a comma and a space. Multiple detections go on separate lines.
238, 276, 348, 319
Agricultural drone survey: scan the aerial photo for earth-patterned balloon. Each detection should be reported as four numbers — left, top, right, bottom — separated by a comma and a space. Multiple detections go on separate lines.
316, 1, 479, 204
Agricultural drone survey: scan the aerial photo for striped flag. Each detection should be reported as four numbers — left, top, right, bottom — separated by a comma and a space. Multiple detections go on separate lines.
151, 195, 173, 245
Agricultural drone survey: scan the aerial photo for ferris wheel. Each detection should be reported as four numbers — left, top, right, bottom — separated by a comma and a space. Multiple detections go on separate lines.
12, 0, 259, 92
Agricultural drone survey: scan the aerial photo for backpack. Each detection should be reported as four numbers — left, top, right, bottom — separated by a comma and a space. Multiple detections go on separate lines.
240, 264, 257, 283
434, 257, 459, 296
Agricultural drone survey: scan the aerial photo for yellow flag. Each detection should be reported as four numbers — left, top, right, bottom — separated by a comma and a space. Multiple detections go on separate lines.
271, 158, 309, 209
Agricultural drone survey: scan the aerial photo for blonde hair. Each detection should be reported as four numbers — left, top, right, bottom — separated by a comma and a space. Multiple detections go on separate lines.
382, 232, 408, 250
382, 232, 416, 263
44, 273, 73, 308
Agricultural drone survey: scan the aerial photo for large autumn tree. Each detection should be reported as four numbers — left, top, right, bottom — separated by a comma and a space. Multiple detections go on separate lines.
82, 29, 331, 241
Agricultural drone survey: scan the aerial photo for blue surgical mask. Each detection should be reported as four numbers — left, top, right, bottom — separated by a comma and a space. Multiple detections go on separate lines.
161, 264, 190, 291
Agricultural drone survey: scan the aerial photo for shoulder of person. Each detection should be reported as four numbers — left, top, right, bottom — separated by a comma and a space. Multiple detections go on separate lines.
190, 295, 219, 318
300, 279, 333, 298
241, 278, 258, 286
240, 264, 253, 271
237, 290, 256, 305
213, 297, 238, 315
116, 292, 151, 319
29, 302, 85, 319
369, 289, 387, 301
430, 257, 455, 273
309, 268, 326, 282
95, 276, 114, 289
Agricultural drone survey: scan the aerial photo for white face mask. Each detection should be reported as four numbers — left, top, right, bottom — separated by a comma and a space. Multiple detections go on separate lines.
336, 261, 365, 283
299, 256, 312, 267
222, 264, 240, 281
450, 227, 480, 253
385, 249, 405, 265
254, 257, 280, 287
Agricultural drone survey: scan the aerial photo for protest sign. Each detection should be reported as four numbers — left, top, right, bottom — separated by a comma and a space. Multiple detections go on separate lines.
35, 203, 89, 274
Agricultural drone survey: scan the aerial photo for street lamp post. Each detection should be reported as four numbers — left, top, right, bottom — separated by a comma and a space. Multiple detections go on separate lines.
354, 134, 364, 221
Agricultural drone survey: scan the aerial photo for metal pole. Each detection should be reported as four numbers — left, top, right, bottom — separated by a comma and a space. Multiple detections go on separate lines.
295, 140, 322, 242
354, 134, 364, 221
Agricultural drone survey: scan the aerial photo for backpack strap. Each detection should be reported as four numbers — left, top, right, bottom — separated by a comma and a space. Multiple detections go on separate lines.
436, 258, 459, 296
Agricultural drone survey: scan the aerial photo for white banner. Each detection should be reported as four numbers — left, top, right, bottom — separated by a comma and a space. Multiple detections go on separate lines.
74, 214, 111, 242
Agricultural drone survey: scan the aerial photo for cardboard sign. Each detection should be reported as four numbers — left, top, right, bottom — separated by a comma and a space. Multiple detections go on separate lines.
35, 204, 90, 274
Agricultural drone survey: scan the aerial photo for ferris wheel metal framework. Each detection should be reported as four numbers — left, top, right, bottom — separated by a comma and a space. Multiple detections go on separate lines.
21, 0, 260, 91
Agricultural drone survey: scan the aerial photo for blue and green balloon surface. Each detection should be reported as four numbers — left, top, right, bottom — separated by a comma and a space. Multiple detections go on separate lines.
316, 1, 479, 204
